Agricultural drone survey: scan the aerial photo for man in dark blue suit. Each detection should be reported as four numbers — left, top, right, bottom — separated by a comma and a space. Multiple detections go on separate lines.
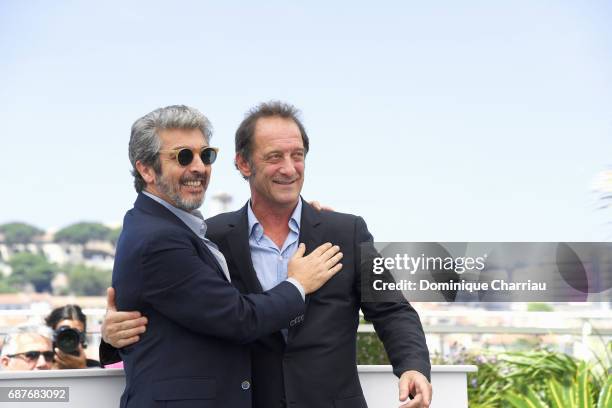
112, 105, 343, 408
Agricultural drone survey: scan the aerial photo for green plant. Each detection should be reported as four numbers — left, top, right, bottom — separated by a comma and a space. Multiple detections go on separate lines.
506, 361, 612, 408
433, 345, 611, 408
356, 332, 390, 365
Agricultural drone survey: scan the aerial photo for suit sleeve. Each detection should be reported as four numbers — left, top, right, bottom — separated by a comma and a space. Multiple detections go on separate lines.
132, 232, 304, 344
98, 339, 121, 366
355, 217, 431, 380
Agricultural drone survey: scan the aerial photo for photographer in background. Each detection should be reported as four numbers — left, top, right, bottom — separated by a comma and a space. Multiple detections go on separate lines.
45, 305, 101, 369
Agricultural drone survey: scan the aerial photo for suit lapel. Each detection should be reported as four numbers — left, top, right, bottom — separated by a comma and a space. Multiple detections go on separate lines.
298, 198, 324, 270
135, 193, 229, 282
197, 240, 230, 282
287, 199, 323, 342
226, 203, 264, 293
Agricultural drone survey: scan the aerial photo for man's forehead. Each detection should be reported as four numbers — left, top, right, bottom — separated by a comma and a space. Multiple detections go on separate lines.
16, 334, 51, 352
159, 128, 208, 149
253, 117, 303, 151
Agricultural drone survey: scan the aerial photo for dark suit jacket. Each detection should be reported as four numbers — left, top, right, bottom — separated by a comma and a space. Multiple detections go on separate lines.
112, 194, 304, 408
205, 199, 431, 408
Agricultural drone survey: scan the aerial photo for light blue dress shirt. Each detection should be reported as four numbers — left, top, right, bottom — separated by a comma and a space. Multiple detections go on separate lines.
247, 199, 302, 292
248, 200, 304, 339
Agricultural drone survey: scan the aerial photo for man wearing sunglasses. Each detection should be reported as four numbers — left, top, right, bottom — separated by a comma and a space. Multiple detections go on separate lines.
108, 105, 343, 408
1, 328, 54, 371
102, 102, 432, 408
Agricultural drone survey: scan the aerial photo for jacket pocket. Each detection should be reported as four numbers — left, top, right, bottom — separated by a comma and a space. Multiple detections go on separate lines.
333, 395, 368, 408
153, 377, 216, 401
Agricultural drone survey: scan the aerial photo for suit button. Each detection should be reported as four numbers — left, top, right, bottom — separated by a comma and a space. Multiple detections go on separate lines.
241, 380, 250, 390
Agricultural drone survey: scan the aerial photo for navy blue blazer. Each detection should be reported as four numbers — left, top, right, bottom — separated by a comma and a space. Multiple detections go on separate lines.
112, 194, 305, 408
206, 200, 431, 408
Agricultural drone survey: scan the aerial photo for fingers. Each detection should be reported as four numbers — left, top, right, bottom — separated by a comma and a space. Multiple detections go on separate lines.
311, 242, 333, 257
103, 313, 147, 347
325, 251, 343, 269
292, 243, 306, 259
296, 242, 340, 261
414, 378, 432, 407
107, 316, 147, 337
307, 243, 340, 264
54, 348, 86, 369
328, 263, 343, 277
106, 310, 144, 324
309, 200, 322, 211
106, 287, 117, 312
399, 394, 422, 408
399, 372, 431, 408
115, 325, 146, 340
307, 200, 334, 212
321, 244, 341, 261
288, 242, 342, 294
398, 375, 411, 401
55, 348, 76, 361
115, 335, 141, 348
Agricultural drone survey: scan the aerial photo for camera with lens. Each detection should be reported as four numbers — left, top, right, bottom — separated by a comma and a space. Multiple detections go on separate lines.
53, 326, 87, 356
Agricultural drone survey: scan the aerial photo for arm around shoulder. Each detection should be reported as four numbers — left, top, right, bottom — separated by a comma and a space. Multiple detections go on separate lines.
136, 232, 305, 344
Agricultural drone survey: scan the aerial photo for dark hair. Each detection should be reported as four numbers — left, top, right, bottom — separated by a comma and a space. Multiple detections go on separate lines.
45, 305, 87, 331
235, 101, 309, 179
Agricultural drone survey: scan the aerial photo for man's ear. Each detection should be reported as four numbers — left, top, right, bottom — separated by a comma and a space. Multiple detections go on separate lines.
135, 160, 157, 185
0, 356, 9, 369
235, 153, 252, 178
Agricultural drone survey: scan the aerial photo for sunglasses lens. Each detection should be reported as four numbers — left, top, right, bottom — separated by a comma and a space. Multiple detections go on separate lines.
176, 149, 194, 166
43, 352, 55, 362
24, 351, 40, 361
200, 148, 217, 165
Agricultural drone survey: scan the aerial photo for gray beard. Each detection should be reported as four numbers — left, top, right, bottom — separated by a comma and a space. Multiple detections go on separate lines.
157, 174, 204, 212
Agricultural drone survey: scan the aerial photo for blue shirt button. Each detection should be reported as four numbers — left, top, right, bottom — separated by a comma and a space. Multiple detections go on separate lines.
241, 380, 251, 390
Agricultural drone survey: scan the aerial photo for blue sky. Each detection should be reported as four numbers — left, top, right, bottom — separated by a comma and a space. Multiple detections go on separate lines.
1, 1, 611, 241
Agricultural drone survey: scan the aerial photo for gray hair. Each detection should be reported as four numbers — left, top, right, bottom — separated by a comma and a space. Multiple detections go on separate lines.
129, 105, 213, 192
1, 326, 52, 357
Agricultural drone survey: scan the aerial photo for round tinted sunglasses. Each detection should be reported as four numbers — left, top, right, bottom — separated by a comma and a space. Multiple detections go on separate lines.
159, 147, 219, 166
8, 350, 55, 363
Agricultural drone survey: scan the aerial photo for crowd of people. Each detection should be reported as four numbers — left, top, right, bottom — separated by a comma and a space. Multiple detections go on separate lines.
0, 304, 100, 371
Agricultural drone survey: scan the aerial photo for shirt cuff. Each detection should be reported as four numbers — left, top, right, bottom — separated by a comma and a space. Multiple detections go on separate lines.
286, 278, 306, 301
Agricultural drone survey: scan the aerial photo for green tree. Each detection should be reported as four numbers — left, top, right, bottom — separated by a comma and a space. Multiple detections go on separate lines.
54, 222, 112, 244
0, 222, 44, 244
0, 274, 18, 293
8, 253, 56, 293
65, 264, 112, 296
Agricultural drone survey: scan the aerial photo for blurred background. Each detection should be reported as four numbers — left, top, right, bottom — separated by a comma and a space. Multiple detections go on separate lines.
0, 1, 610, 405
